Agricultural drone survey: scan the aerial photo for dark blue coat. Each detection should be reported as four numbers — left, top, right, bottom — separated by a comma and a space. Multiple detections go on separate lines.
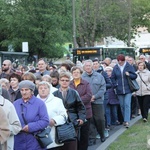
111, 62, 137, 95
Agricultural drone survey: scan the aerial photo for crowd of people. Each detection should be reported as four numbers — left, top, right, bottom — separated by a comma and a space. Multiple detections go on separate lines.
0, 54, 150, 150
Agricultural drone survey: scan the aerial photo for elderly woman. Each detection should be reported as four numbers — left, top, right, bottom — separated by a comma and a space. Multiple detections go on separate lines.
0, 94, 21, 150
13, 80, 49, 150
37, 81, 67, 150
136, 61, 150, 122
21, 72, 38, 96
0, 106, 10, 150
70, 66, 92, 150
0, 78, 10, 90
53, 72, 86, 150
41, 75, 58, 93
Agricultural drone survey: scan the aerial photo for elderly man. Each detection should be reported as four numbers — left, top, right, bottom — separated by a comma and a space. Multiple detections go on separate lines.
34, 58, 50, 78
0, 60, 14, 79
82, 59, 106, 145
139, 55, 150, 70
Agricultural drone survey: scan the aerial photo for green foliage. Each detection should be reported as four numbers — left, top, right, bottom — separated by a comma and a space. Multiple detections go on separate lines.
0, 0, 150, 54
0, 0, 72, 58
75, 0, 150, 47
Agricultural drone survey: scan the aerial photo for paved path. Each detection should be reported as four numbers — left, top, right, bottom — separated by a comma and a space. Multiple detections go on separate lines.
88, 115, 142, 150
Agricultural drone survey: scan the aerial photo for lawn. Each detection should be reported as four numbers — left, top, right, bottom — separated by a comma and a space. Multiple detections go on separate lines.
107, 118, 150, 150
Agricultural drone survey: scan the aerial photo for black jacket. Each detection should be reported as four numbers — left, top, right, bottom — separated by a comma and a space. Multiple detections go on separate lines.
53, 88, 86, 127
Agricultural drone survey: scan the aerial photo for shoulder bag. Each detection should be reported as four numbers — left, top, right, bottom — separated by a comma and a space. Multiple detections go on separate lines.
138, 73, 150, 90
126, 76, 140, 92
21, 104, 52, 148
55, 115, 77, 144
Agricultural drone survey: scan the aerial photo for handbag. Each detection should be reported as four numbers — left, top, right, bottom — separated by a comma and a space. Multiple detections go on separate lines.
21, 104, 52, 148
34, 126, 53, 148
55, 116, 77, 144
127, 76, 140, 92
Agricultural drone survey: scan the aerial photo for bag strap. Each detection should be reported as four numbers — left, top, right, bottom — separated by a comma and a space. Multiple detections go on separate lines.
21, 104, 28, 125
138, 73, 148, 86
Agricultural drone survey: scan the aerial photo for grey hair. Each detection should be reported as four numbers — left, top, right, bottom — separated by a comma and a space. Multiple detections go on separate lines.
83, 59, 93, 67
37, 81, 51, 89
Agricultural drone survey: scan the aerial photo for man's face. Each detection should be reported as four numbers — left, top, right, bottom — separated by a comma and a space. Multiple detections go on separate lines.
93, 61, 100, 70
127, 58, 133, 65
38, 60, 47, 72
139, 56, 145, 62
2, 60, 10, 72
84, 62, 93, 74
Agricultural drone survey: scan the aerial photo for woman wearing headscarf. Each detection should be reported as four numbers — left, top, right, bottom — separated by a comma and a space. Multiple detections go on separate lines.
13, 80, 49, 150
37, 81, 67, 150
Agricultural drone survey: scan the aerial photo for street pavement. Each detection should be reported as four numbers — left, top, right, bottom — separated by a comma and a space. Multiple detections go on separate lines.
88, 115, 142, 150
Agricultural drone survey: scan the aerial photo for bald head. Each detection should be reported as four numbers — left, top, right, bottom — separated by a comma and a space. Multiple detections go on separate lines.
2, 60, 12, 72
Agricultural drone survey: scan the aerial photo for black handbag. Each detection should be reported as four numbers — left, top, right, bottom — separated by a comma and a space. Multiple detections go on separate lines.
34, 126, 53, 148
127, 76, 140, 92
21, 104, 52, 148
55, 116, 77, 144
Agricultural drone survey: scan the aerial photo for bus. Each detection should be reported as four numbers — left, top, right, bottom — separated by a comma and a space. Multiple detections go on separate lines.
72, 46, 135, 63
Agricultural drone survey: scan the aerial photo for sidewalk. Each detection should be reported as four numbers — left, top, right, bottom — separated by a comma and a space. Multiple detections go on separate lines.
96, 115, 142, 150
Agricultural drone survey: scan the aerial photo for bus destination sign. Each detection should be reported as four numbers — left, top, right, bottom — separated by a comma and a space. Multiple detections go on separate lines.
77, 49, 99, 55
140, 48, 150, 53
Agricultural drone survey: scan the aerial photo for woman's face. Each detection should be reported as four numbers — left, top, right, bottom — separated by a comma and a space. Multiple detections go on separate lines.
59, 77, 70, 89
118, 60, 125, 66
20, 88, 32, 100
10, 78, 19, 89
138, 62, 145, 71
72, 69, 81, 79
38, 84, 50, 98
105, 69, 112, 77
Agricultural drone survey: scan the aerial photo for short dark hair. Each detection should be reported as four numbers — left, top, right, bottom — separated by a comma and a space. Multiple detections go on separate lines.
50, 71, 59, 79
9, 73, 21, 82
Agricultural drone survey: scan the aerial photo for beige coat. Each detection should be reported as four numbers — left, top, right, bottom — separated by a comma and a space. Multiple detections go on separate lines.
136, 69, 150, 96
0, 95, 22, 150
0, 106, 10, 150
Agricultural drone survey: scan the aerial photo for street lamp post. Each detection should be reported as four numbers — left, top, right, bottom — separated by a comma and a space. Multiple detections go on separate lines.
72, 0, 77, 48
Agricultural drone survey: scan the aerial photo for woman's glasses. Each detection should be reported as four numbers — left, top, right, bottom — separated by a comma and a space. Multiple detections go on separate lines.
60, 79, 70, 82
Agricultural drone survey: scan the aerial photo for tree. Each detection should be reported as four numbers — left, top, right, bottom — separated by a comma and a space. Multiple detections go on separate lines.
75, 0, 150, 47
0, 0, 72, 58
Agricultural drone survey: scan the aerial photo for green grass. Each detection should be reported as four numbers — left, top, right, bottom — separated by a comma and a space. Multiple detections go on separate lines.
107, 118, 150, 150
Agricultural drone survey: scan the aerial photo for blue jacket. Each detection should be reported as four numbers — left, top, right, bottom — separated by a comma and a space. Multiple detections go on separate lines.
13, 96, 49, 150
111, 62, 137, 95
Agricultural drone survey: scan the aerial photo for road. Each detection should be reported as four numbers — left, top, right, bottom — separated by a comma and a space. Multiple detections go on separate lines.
88, 125, 122, 150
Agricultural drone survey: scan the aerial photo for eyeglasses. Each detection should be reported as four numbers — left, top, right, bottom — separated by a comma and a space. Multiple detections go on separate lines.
2, 64, 7, 66
60, 79, 70, 82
